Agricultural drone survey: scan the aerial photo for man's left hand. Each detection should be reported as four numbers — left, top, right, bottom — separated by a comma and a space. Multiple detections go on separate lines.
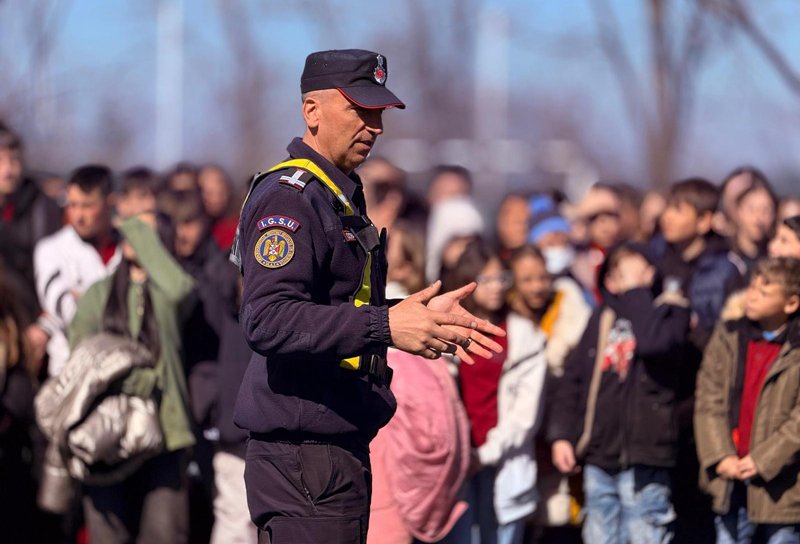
737, 455, 758, 480
427, 282, 505, 364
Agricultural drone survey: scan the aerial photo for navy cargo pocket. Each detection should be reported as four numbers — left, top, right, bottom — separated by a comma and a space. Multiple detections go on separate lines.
267, 516, 362, 544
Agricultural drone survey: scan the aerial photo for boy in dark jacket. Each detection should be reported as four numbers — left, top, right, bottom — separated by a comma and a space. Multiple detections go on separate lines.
654, 177, 743, 541
549, 243, 691, 544
695, 258, 800, 543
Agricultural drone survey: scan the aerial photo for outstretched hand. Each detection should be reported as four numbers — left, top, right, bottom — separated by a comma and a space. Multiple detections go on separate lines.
427, 282, 505, 365
388, 281, 478, 359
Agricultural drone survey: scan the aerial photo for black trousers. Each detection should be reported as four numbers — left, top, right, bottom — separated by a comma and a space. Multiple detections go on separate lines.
245, 438, 372, 544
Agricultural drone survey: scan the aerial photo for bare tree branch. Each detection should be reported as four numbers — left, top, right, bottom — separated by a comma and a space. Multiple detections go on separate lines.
725, 0, 800, 94
590, 0, 646, 131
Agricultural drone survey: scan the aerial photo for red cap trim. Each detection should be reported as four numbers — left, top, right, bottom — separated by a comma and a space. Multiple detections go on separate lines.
336, 88, 404, 110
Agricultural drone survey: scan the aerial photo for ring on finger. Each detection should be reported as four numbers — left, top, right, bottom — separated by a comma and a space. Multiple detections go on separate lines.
464, 337, 472, 350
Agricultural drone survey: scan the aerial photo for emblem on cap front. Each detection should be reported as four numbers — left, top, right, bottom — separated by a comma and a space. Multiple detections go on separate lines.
373, 54, 386, 85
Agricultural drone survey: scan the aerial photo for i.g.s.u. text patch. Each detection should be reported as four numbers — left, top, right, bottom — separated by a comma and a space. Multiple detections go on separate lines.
257, 215, 300, 232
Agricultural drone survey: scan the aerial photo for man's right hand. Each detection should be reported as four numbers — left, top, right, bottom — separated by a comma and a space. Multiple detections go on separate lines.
388, 281, 477, 359
552, 440, 578, 474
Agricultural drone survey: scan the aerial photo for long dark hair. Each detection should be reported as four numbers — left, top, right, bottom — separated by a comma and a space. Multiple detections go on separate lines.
101, 214, 174, 361
441, 239, 506, 318
102, 259, 161, 361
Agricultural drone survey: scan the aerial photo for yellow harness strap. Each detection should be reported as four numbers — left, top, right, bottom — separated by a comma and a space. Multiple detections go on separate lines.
266, 159, 355, 216
264, 159, 372, 372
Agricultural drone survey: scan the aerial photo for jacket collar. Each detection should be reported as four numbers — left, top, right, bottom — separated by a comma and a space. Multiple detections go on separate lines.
286, 138, 363, 206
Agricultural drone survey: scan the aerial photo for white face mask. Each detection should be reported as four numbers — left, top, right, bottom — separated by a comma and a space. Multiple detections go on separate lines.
542, 245, 575, 275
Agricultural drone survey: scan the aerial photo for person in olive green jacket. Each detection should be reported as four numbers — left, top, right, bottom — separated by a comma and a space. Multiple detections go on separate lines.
69, 212, 196, 544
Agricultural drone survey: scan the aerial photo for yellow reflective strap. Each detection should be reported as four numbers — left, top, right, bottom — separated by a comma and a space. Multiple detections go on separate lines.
339, 254, 373, 371
260, 158, 372, 373
353, 253, 372, 308
266, 159, 355, 216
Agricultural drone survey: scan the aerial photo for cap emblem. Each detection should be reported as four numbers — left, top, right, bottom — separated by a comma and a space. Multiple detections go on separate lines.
373, 55, 386, 85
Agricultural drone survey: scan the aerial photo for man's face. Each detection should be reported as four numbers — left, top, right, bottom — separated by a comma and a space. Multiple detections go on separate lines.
66, 185, 112, 241
308, 91, 384, 173
0, 148, 23, 197
660, 201, 703, 244
745, 274, 797, 323
175, 218, 205, 258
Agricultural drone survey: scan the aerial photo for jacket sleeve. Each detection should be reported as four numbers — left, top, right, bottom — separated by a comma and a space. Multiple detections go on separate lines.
546, 310, 599, 445
119, 217, 195, 304
622, 288, 691, 358
239, 182, 391, 361
749, 404, 800, 482
68, 282, 106, 351
34, 236, 77, 335
694, 323, 737, 478
478, 337, 548, 466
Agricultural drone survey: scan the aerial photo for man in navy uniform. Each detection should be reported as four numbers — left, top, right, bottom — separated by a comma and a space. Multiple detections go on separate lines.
231, 49, 504, 543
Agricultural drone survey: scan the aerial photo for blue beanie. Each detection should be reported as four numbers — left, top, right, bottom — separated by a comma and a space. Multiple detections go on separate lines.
528, 195, 571, 244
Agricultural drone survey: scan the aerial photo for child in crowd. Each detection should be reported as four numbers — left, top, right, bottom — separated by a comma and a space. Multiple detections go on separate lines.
385, 220, 426, 300
729, 179, 778, 278
508, 245, 591, 376
655, 177, 743, 540
778, 198, 800, 224
496, 193, 531, 263
548, 243, 691, 544
117, 166, 160, 219
68, 212, 196, 543
0, 270, 38, 543
443, 241, 547, 544
695, 258, 800, 543
769, 216, 800, 260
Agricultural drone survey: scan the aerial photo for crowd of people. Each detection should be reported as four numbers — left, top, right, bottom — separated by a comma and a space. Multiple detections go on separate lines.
2, 111, 800, 544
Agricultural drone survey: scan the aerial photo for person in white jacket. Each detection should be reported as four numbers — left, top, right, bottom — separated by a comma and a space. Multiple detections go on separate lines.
442, 241, 547, 544
33, 165, 120, 376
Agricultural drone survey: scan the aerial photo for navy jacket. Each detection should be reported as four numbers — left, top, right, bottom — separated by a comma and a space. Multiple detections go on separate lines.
233, 138, 396, 442
548, 244, 692, 469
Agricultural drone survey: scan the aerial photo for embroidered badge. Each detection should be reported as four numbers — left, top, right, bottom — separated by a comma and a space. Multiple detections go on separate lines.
257, 215, 300, 232
279, 169, 312, 191
342, 229, 357, 242
373, 54, 386, 85
254, 229, 295, 269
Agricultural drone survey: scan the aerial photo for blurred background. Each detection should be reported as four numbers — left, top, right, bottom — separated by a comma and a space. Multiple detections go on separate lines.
2, 0, 800, 205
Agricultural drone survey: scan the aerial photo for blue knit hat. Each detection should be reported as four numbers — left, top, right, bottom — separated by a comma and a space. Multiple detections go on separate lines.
528, 195, 571, 244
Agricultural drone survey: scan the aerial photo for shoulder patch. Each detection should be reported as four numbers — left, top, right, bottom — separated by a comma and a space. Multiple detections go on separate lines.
257, 215, 301, 232
254, 229, 295, 269
278, 169, 314, 191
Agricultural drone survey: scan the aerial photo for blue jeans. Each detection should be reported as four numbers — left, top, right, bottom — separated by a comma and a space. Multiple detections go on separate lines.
716, 482, 800, 544
440, 466, 525, 544
582, 464, 675, 544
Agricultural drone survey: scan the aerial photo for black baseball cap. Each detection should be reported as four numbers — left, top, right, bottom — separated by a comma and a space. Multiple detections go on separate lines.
301, 49, 405, 110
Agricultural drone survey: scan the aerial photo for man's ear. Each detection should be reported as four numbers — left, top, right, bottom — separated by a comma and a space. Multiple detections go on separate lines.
696, 211, 714, 236
785, 294, 800, 316
302, 95, 321, 130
